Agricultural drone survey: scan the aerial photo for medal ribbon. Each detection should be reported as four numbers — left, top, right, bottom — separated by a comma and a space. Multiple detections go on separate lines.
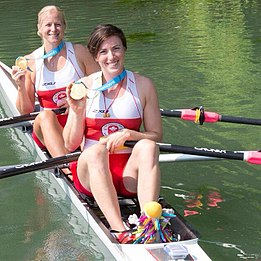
75, 69, 127, 94
95, 69, 126, 92
41, 41, 65, 59
15, 41, 65, 71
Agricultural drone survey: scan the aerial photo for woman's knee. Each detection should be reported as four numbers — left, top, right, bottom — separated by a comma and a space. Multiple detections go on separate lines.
79, 143, 108, 164
35, 110, 57, 123
133, 139, 159, 158
77, 144, 108, 182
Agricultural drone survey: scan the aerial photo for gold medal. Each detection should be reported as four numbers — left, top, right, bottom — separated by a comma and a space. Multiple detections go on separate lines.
70, 81, 87, 100
15, 56, 28, 70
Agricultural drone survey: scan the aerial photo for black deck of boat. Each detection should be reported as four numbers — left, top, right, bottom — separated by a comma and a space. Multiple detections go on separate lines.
54, 164, 200, 243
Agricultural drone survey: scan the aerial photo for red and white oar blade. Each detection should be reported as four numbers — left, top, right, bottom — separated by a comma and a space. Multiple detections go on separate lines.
244, 151, 261, 165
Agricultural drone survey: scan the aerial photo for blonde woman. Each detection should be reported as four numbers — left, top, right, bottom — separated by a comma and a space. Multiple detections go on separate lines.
11, 5, 99, 158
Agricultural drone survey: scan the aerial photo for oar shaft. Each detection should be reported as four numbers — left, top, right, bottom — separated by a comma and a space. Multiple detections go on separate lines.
0, 151, 80, 179
219, 115, 261, 125
125, 141, 243, 160
125, 141, 261, 164
158, 143, 243, 160
160, 109, 261, 126
0, 108, 66, 128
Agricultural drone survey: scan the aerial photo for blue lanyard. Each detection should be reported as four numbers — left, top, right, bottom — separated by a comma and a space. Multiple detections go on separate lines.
74, 69, 127, 98
16, 41, 65, 72
95, 69, 127, 92
41, 41, 65, 59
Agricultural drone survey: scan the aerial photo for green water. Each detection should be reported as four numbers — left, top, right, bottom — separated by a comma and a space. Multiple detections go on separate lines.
0, 1, 260, 260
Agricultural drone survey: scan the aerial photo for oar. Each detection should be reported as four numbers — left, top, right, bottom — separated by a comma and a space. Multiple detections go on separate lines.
0, 152, 216, 179
1, 142, 260, 179
124, 141, 261, 164
0, 151, 81, 179
160, 107, 261, 126
0, 108, 66, 128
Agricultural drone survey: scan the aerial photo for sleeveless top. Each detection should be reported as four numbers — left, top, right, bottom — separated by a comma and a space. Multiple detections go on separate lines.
34, 42, 84, 109
84, 70, 143, 153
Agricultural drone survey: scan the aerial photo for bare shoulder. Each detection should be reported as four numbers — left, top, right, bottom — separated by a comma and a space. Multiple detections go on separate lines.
132, 72, 159, 109
133, 72, 156, 93
73, 43, 89, 57
73, 43, 99, 75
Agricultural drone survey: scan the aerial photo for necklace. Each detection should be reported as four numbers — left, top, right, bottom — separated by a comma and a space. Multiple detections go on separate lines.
49, 52, 61, 67
102, 79, 123, 118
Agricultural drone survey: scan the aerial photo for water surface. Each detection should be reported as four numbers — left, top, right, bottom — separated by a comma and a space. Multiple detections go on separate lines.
0, 1, 260, 260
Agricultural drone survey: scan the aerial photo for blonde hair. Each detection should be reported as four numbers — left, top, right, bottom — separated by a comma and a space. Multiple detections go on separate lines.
37, 5, 66, 37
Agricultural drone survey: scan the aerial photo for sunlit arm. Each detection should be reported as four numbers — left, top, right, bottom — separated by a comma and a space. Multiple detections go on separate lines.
137, 74, 163, 142
63, 83, 87, 151
63, 106, 86, 152
14, 69, 35, 114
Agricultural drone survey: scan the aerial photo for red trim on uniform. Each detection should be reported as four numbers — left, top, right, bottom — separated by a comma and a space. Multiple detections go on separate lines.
85, 118, 142, 141
37, 86, 67, 109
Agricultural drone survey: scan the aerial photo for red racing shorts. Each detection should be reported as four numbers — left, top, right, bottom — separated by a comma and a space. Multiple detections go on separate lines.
70, 153, 137, 198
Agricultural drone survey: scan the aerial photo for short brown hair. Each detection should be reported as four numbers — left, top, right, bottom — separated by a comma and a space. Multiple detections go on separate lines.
87, 24, 127, 58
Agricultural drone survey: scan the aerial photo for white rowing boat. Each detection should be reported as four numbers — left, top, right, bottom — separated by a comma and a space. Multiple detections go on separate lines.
0, 61, 212, 261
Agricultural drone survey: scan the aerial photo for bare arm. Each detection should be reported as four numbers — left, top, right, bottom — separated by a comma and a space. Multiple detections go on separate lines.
63, 82, 87, 152
139, 74, 163, 142
12, 64, 35, 114
74, 44, 100, 76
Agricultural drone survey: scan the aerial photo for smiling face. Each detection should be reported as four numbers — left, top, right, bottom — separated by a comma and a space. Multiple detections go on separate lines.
95, 35, 126, 77
37, 6, 66, 45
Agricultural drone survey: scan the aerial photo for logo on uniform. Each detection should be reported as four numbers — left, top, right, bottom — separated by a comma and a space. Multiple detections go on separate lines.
43, 81, 56, 87
53, 90, 67, 104
102, 123, 124, 136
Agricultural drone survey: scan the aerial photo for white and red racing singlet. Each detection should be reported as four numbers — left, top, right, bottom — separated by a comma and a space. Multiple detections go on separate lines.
34, 42, 84, 109
84, 70, 143, 153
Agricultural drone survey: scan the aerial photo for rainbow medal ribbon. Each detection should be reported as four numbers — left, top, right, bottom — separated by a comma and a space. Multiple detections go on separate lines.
15, 41, 65, 71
